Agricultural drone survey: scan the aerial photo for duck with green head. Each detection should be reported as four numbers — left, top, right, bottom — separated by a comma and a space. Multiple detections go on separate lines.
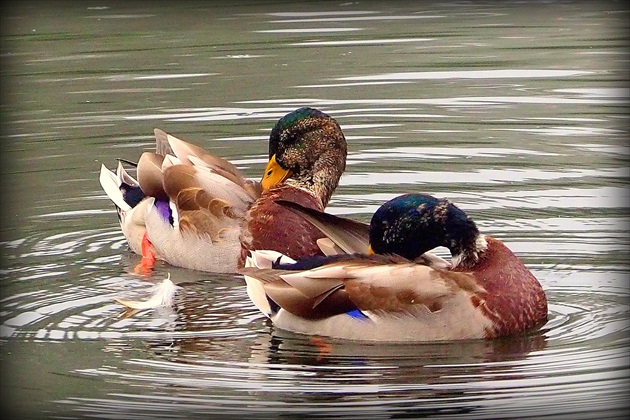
241, 193, 548, 342
99, 107, 347, 273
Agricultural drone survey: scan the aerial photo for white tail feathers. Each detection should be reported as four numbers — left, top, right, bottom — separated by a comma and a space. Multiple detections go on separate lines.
243, 251, 297, 318
99, 164, 132, 211
246, 250, 296, 269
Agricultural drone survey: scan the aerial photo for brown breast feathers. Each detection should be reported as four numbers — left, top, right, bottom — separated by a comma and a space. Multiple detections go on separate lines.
454, 237, 548, 337
241, 184, 327, 266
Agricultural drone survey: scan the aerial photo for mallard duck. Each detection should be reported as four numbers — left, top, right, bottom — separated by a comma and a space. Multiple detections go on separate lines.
241, 193, 548, 342
99, 107, 347, 273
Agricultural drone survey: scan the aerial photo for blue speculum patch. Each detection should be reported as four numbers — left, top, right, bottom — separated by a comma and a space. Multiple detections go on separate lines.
346, 309, 369, 321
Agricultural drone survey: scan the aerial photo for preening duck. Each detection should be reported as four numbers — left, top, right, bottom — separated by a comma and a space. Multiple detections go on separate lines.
99, 107, 347, 273
241, 193, 548, 342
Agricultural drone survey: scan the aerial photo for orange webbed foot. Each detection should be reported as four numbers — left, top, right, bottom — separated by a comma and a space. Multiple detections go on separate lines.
134, 232, 156, 275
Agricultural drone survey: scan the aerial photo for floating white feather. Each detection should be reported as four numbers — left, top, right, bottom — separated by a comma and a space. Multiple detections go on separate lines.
114, 274, 179, 310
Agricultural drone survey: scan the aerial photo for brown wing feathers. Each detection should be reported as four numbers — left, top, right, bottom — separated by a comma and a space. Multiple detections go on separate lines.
137, 152, 167, 199
175, 187, 240, 242
240, 265, 357, 319
138, 148, 244, 243
243, 257, 485, 319
164, 132, 258, 199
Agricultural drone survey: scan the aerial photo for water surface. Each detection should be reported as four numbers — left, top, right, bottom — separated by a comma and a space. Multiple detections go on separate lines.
1, 1, 628, 419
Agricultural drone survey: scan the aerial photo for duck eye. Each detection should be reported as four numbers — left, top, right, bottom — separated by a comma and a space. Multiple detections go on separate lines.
266, 170, 273, 176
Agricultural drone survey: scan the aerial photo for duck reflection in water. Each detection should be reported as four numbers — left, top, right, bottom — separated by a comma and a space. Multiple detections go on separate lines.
102, 318, 547, 418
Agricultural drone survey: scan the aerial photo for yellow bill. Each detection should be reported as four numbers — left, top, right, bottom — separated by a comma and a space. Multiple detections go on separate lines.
261, 154, 292, 190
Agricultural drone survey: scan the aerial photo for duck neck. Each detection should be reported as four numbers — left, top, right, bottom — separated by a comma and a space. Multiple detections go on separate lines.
293, 152, 345, 209
451, 234, 488, 269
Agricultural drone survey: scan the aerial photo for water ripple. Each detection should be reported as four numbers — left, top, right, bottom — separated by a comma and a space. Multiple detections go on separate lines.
2, 1, 628, 417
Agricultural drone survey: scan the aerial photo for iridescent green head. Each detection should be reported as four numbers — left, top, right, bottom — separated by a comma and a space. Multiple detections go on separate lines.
369, 193, 481, 262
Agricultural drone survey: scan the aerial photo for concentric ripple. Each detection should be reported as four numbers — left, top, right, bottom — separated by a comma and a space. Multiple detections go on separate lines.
2, 1, 628, 418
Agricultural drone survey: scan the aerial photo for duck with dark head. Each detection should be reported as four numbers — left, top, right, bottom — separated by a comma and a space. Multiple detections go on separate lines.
368, 194, 548, 338
241, 193, 548, 342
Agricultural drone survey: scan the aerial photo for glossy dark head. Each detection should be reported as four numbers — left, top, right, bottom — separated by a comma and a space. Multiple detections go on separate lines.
268, 107, 347, 175
369, 193, 480, 261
